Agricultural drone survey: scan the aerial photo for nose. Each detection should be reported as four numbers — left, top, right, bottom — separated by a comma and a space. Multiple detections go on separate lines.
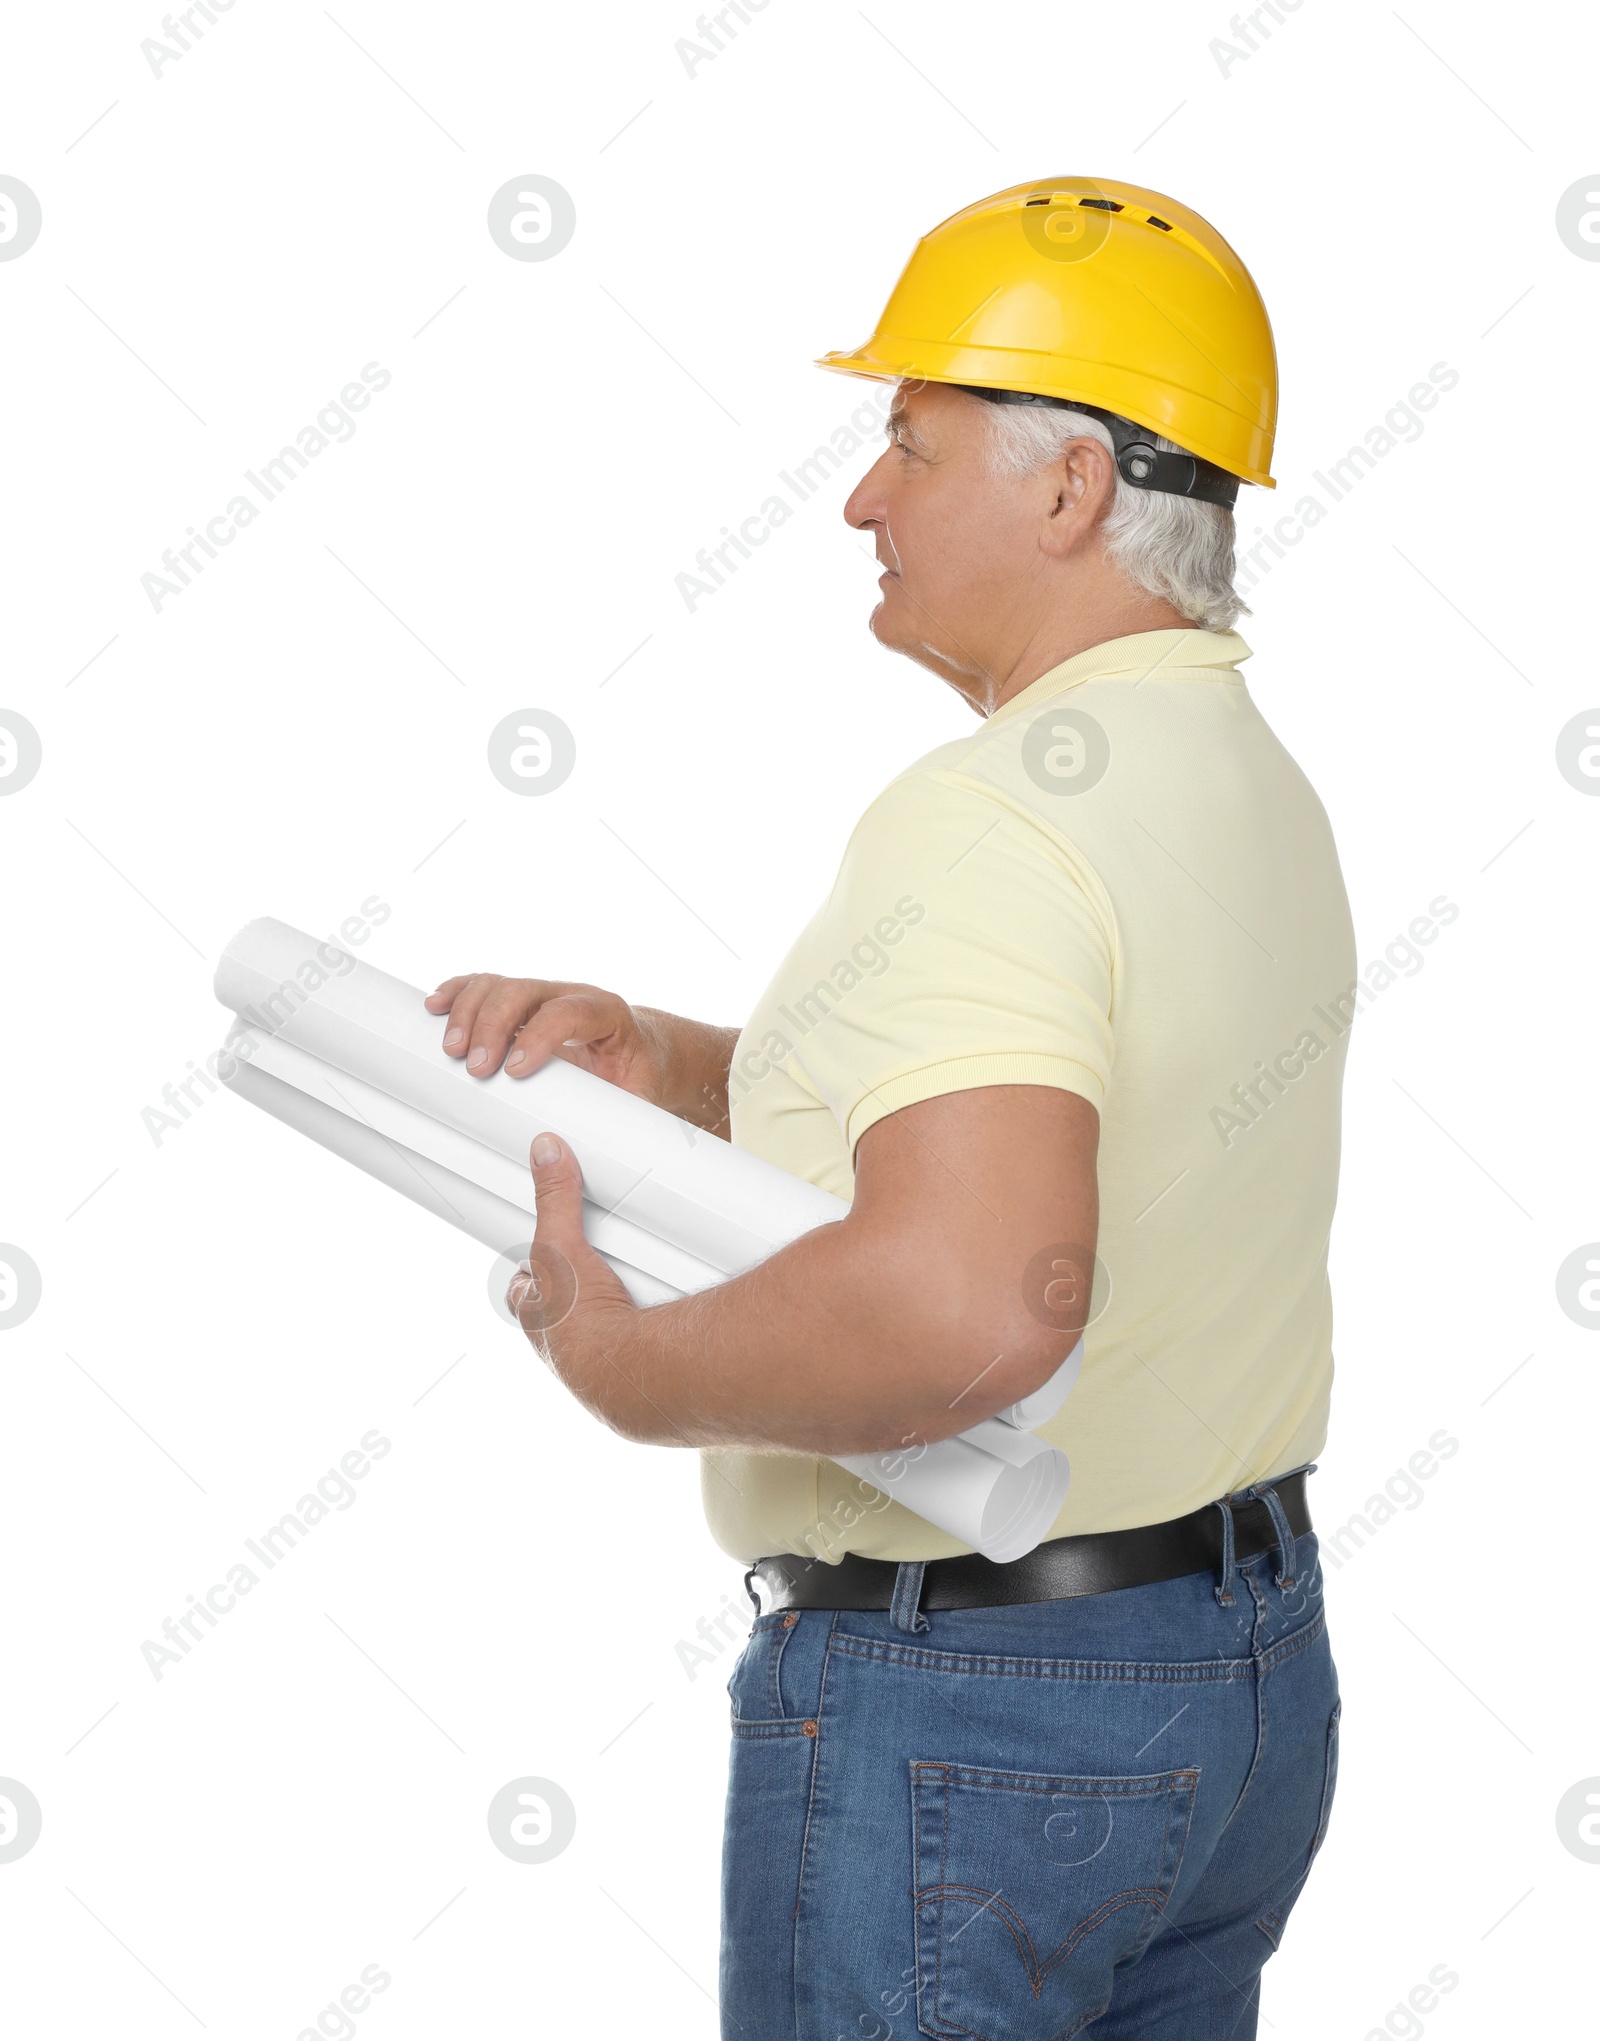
843, 448, 893, 538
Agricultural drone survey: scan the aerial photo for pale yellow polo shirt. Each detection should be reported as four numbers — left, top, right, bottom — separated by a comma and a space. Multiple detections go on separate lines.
705, 628, 1355, 1563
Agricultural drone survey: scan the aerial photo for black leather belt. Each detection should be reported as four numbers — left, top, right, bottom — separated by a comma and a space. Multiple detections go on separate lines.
749, 1469, 1312, 1614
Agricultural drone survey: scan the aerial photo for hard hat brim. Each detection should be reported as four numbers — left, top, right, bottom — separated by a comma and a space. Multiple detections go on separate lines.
815, 343, 1276, 491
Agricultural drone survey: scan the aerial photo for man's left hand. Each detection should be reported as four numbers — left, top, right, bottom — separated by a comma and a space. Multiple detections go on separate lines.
508, 1132, 638, 1376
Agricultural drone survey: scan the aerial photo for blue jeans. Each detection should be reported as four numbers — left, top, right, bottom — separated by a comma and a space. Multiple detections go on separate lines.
721, 1527, 1338, 2039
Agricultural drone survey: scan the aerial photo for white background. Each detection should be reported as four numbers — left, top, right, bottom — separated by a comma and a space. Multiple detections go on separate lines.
2, 0, 1597, 2033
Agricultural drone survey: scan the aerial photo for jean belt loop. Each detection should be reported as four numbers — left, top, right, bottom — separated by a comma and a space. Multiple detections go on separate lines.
1259, 1483, 1298, 1590
1211, 1499, 1237, 1607
889, 1560, 930, 1635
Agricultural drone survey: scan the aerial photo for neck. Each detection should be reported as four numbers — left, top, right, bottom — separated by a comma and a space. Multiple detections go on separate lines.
942, 588, 1199, 718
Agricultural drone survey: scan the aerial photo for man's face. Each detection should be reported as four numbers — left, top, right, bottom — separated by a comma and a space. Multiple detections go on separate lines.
841, 381, 1072, 693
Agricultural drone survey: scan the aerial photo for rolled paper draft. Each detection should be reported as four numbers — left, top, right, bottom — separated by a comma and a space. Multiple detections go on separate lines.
231, 1022, 724, 1300
837, 1427, 1072, 1567
222, 1055, 681, 1308
215, 918, 1082, 1559
216, 918, 846, 1276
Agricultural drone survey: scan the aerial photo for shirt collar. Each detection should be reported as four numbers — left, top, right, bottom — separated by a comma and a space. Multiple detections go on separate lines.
987, 628, 1252, 727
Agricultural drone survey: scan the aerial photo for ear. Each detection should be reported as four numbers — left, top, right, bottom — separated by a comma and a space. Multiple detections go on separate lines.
1039, 435, 1119, 559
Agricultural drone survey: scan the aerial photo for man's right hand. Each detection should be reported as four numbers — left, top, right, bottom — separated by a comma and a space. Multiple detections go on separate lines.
423, 975, 738, 1133
424, 974, 666, 1095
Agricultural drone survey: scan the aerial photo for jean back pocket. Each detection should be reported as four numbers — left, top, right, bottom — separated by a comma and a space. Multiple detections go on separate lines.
912, 1759, 1199, 2041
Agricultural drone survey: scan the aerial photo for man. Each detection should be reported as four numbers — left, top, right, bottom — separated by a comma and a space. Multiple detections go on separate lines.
428, 179, 1354, 2038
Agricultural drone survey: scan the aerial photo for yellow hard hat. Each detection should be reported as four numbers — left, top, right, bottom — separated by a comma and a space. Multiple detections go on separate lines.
818, 177, 1278, 491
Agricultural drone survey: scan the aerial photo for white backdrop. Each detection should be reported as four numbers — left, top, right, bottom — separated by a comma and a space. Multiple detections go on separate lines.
3, 1, 1597, 2033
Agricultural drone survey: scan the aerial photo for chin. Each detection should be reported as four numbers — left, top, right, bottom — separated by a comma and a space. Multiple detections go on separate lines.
870, 612, 909, 655
867, 589, 908, 653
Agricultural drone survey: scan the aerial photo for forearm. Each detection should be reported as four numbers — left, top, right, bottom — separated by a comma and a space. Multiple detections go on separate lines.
521, 1084, 1097, 1460
633, 1009, 740, 1134
544, 1219, 1051, 1458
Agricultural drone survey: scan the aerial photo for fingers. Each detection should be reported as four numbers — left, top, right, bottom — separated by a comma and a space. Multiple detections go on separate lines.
425, 975, 555, 1076
526, 1131, 597, 1276
509, 1131, 636, 1352
505, 991, 623, 1077
513, 1132, 586, 1342
423, 976, 635, 1086
425, 973, 502, 1059
457, 979, 551, 1075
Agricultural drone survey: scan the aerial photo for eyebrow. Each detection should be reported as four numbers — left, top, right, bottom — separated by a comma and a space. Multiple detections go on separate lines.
886, 405, 927, 450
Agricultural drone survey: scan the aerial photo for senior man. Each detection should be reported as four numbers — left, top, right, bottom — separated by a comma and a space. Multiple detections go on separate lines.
430, 180, 1354, 2039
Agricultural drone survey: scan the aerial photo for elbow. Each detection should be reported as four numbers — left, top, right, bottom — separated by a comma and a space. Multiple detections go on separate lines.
596, 1404, 675, 1449
550, 1355, 694, 1450
848, 1298, 1083, 1454
926, 1342, 1075, 1446
579, 1376, 700, 1449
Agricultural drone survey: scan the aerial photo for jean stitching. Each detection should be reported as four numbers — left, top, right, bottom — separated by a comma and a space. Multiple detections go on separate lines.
920, 1881, 1170, 2000
937, 1764, 950, 2036
1254, 1906, 1284, 1949
1258, 1484, 1298, 1588
911, 1764, 1199, 2035
1256, 1606, 1328, 1675
1213, 1496, 1237, 1606
767, 1615, 795, 1719
912, 1763, 1200, 1797
1213, 1602, 1332, 1858
827, 1637, 1260, 1682
1132, 1760, 1202, 1961
827, 1607, 1325, 1682
1217, 1570, 1273, 1839
789, 1612, 838, 1930
892, 1559, 929, 1635
1039, 1889, 1172, 1987
1249, 1717, 1336, 1946
822, 1605, 1324, 1686
907, 1762, 956, 2039
1310, 1700, 1341, 1859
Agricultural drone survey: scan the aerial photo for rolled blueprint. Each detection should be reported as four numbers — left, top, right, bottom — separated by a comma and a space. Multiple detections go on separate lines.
836, 1421, 1071, 1567
216, 918, 844, 1276
232, 1024, 725, 1302
215, 918, 1082, 1559
225, 1055, 684, 1309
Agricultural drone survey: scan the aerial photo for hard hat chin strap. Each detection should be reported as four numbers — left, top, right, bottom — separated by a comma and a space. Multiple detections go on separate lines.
965, 385, 1241, 510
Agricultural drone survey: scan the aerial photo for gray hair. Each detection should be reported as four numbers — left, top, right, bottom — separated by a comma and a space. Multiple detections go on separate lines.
978, 399, 1248, 633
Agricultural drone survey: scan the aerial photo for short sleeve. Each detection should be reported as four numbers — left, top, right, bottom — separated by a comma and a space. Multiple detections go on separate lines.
781, 768, 1116, 1155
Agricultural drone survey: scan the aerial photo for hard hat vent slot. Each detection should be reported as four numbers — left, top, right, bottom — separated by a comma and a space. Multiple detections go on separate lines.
1146, 215, 1173, 231
1079, 198, 1123, 212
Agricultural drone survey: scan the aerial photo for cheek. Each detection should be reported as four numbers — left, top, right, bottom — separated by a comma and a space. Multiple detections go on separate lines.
897, 467, 1016, 585
900, 517, 1005, 622
888, 484, 964, 586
